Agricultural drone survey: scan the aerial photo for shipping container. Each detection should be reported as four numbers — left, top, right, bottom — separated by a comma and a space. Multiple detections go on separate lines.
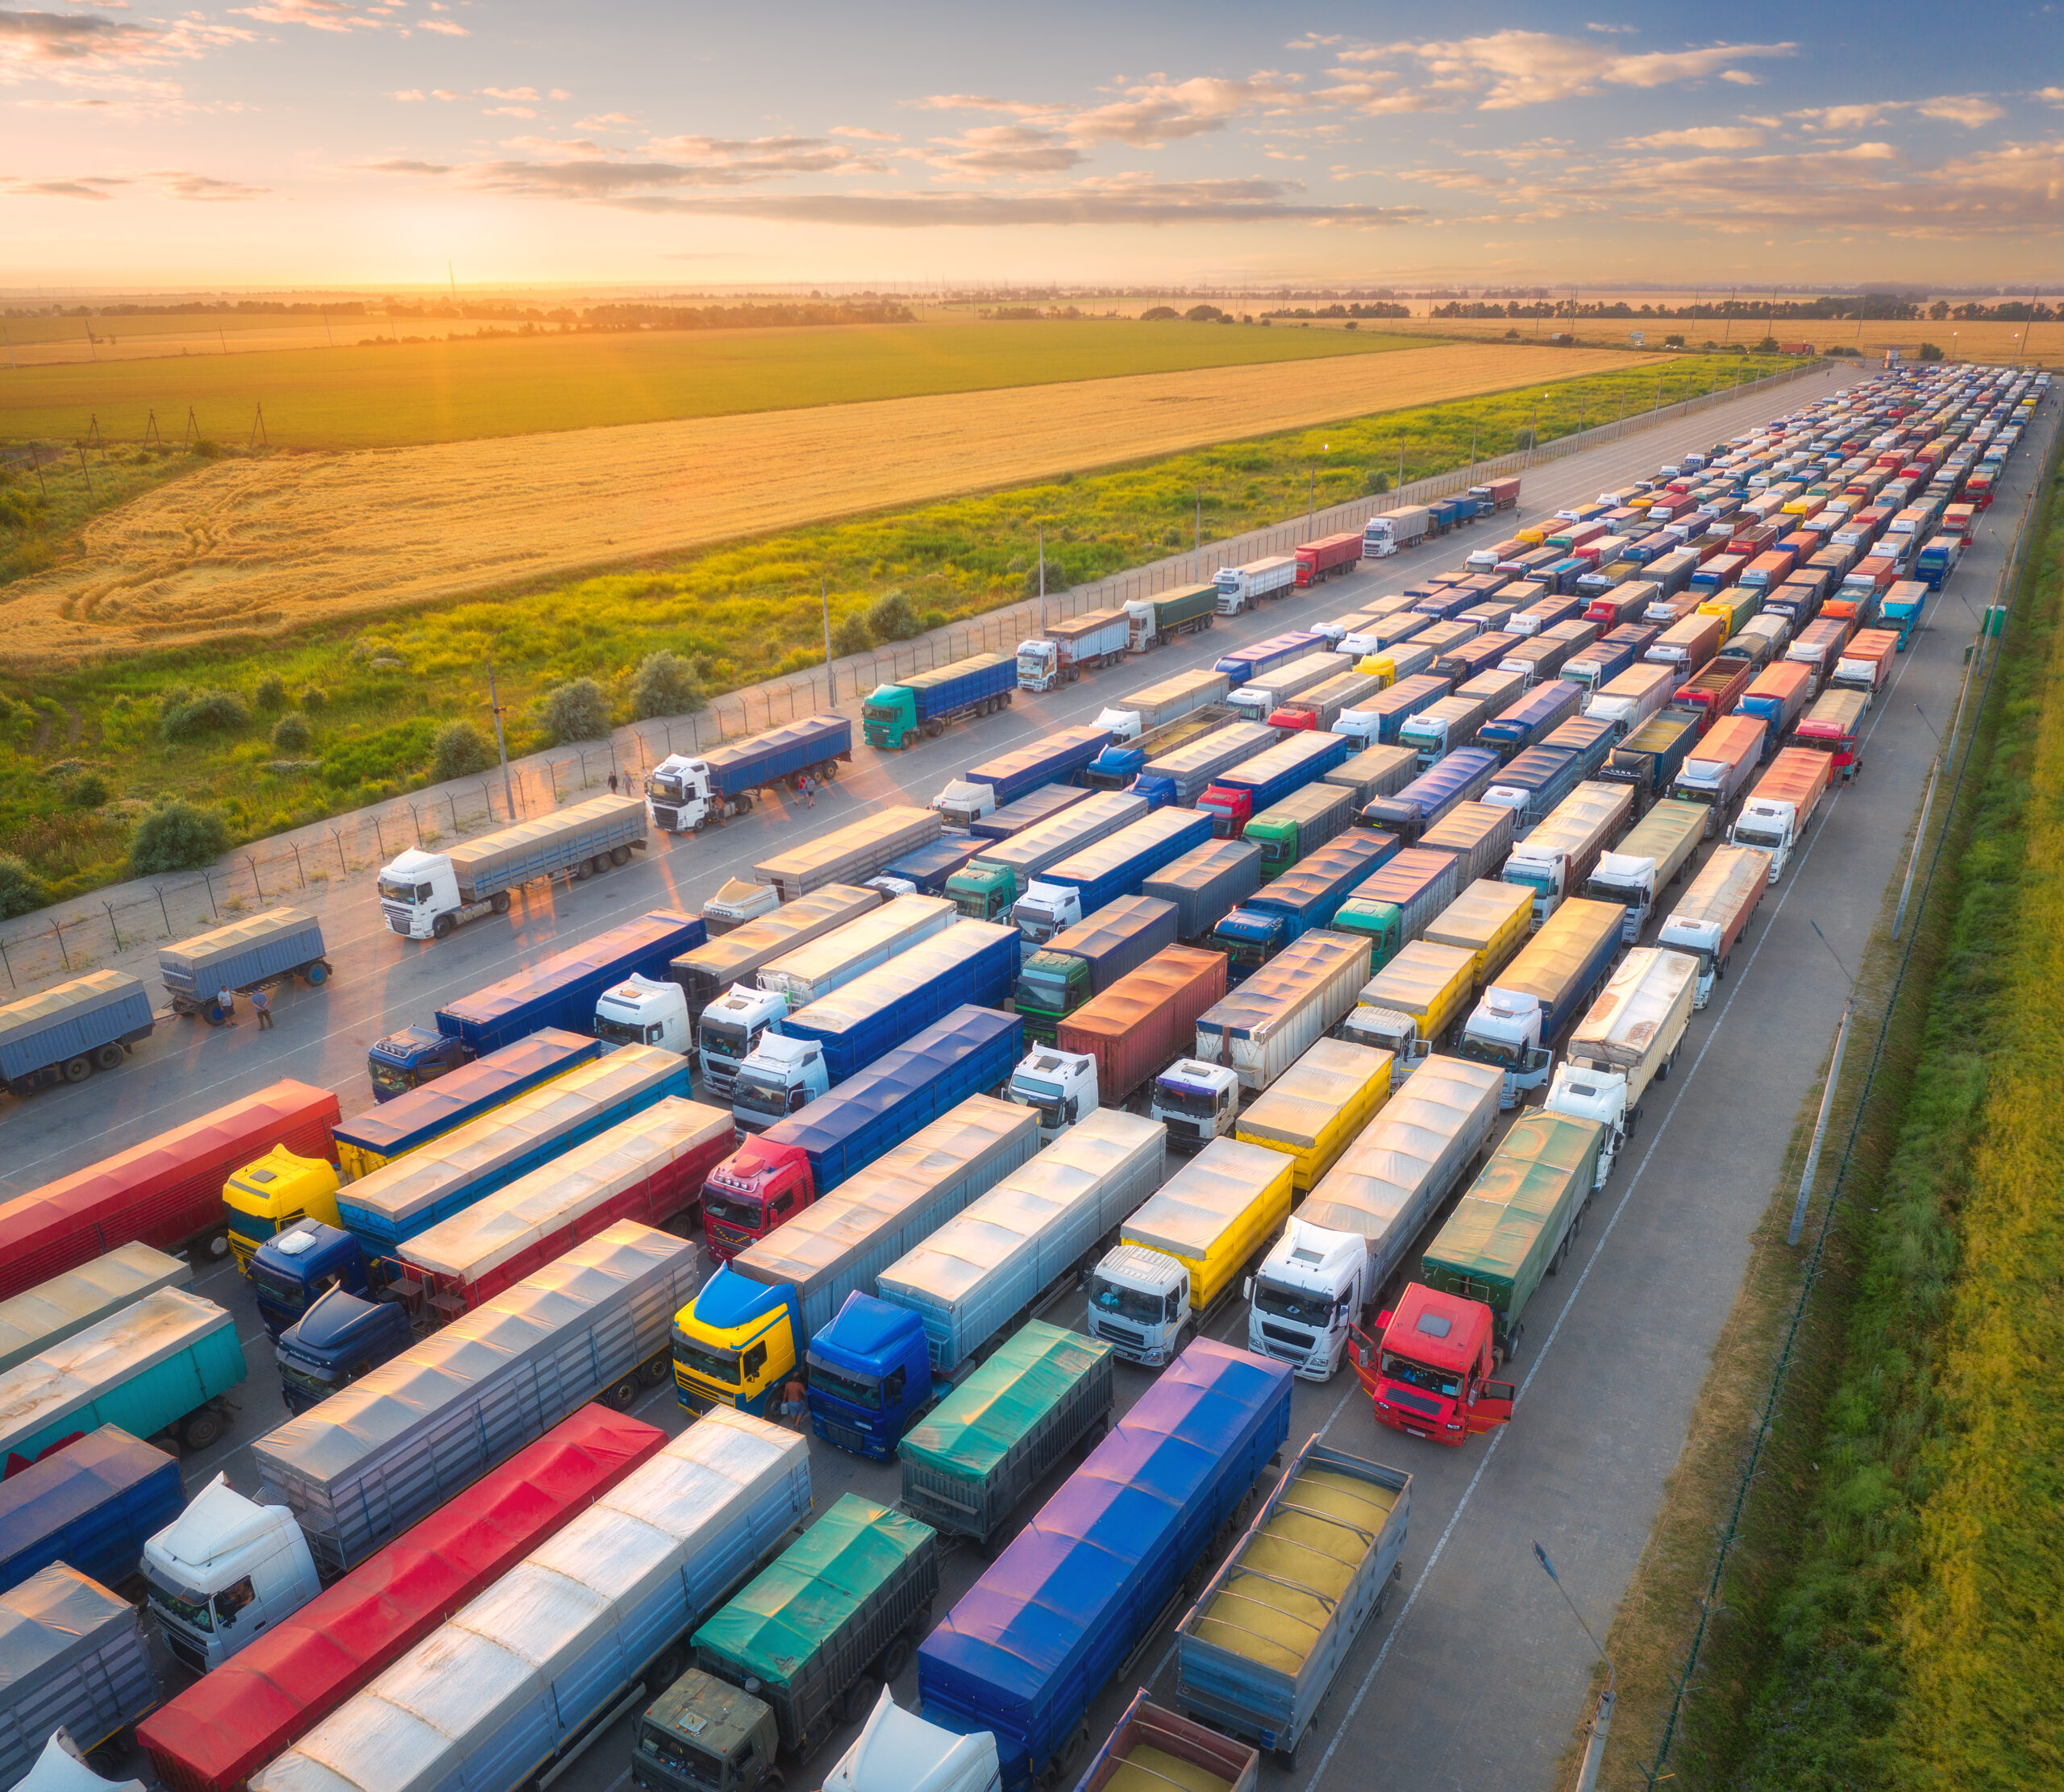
1417, 801, 1518, 889
0, 1245, 191, 1379
1056, 948, 1229, 1108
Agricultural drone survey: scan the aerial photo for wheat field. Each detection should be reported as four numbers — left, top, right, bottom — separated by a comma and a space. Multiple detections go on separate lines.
0, 340, 1650, 663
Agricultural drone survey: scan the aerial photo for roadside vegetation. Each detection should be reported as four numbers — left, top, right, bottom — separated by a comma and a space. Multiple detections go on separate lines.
0, 354, 1780, 908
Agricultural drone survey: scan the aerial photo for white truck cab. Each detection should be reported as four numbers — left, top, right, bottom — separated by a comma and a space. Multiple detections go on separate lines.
1011, 880, 1082, 950
1730, 798, 1801, 882
1459, 988, 1554, 1109
1545, 1062, 1635, 1187
933, 780, 997, 829
1096, 706, 1144, 742
1246, 1219, 1370, 1380
644, 755, 728, 834
730, 1033, 829, 1133
376, 848, 500, 941
697, 985, 789, 1099
1584, 851, 1658, 942
1147, 1058, 1242, 1153
1336, 1007, 1433, 1084
1087, 1243, 1190, 1366
593, 974, 692, 1054
1005, 1047, 1098, 1145
141, 1476, 322, 1674
865, 875, 920, 900
825, 1688, 1002, 1792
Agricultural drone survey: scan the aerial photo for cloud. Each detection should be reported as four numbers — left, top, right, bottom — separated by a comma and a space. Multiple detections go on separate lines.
1621, 124, 1766, 148
230, 0, 365, 31
357, 156, 452, 174
0, 167, 264, 200
429, 87, 454, 99
830, 124, 897, 140
1793, 94, 2004, 131
1585, 21, 1637, 31
1720, 70, 1762, 85
416, 16, 463, 31
1066, 73, 1305, 147
483, 104, 535, 117
389, 86, 422, 99
1917, 94, 2004, 127
0, 173, 127, 197
2040, 86, 2064, 106
153, 169, 267, 200
909, 123, 1083, 177
481, 85, 536, 100
575, 112, 635, 129
1332, 31, 1795, 112
913, 93, 1050, 116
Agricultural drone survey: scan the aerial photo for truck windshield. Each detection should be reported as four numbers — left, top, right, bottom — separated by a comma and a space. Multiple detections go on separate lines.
368, 1060, 416, 1097
862, 701, 899, 726
249, 1257, 308, 1314
1581, 878, 1640, 907
377, 878, 431, 904
639, 1727, 725, 1787
1254, 834, 1295, 867
144, 1572, 215, 1633
699, 1017, 755, 1059
594, 1014, 658, 1047
732, 1074, 790, 1116
701, 1191, 763, 1230
1253, 1279, 1334, 1325
674, 1334, 742, 1386
227, 1208, 276, 1245
1383, 1350, 1465, 1399
1457, 1033, 1523, 1069
279, 1358, 336, 1402
1503, 867, 1554, 898
644, 773, 683, 800
1090, 1276, 1168, 1326
807, 1358, 883, 1410
1733, 823, 1787, 850
1223, 938, 1272, 971
1013, 969, 1072, 1012
1155, 1083, 1221, 1119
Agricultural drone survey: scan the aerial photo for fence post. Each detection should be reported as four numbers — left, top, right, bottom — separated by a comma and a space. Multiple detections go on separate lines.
373, 816, 386, 861
408, 804, 423, 848
480, 781, 495, 821
0, 935, 11, 992
289, 842, 305, 888
245, 854, 264, 902
103, 901, 122, 952
330, 831, 346, 877
52, 921, 70, 973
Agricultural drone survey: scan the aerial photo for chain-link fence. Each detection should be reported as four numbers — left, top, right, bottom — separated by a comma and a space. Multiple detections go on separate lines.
0, 357, 1825, 994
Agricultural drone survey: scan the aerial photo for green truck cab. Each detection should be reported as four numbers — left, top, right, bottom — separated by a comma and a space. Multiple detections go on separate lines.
634, 1670, 781, 1792
1330, 896, 1407, 972
1011, 950, 1093, 1042
944, 859, 1020, 922
862, 655, 1016, 750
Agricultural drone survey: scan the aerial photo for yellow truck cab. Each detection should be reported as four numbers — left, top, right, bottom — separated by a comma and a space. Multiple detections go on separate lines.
672, 1266, 800, 1418
223, 1145, 341, 1272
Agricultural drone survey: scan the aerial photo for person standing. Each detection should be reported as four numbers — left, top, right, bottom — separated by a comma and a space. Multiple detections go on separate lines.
608, 772, 619, 794
251, 985, 275, 1031
781, 1375, 809, 1429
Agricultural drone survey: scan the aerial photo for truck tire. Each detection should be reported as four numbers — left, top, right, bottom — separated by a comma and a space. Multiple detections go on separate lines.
490, 892, 513, 915
63, 1056, 92, 1083
642, 1349, 672, 1387
433, 913, 457, 939
875, 1635, 912, 1681
196, 1223, 232, 1263
821, 760, 839, 781
180, 1407, 226, 1452
572, 859, 593, 881
302, 959, 330, 985
93, 1043, 124, 1071
644, 1644, 688, 1697
611, 845, 632, 867
203, 1003, 231, 1026
603, 1370, 641, 1411
926, 720, 945, 738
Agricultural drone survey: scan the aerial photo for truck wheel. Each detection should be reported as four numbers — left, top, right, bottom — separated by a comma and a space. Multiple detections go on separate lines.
645, 1644, 688, 1697
572, 859, 593, 881
876, 1636, 912, 1681
821, 761, 839, 781
433, 913, 457, 939
926, 720, 945, 738
736, 793, 755, 815
63, 1056, 92, 1083
490, 892, 513, 915
1272, 1740, 1301, 1772
612, 846, 632, 867
839, 1680, 873, 1724
604, 1371, 641, 1411
93, 1043, 124, 1071
642, 1349, 672, 1387
180, 1407, 226, 1452
197, 1224, 232, 1263
303, 959, 331, 985
203, 1004, 230, 1026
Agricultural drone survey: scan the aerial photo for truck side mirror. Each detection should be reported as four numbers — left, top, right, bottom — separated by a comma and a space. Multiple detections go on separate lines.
1242, 1277, 1254, 1301
1375, 1308, 1394, 1330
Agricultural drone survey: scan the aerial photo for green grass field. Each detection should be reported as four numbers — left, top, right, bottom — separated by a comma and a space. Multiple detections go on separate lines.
0, 318, 1422, 451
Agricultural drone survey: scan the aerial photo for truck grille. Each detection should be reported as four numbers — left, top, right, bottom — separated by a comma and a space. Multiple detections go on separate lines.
381, 905, 411, 934
814, 1416, 867, 1453
1261, 1321, 1317, 1349
651, 806, 681, 829
1092, 1319, 1144, 1349
163, 1625, 208, 1674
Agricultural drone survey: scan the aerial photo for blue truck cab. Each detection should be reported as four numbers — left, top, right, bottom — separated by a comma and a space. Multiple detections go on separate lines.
805, 1292, 937, 1461
274, 1285, 414, 1415
367, 1025, 470, 1099
249, 1218, 376, 1340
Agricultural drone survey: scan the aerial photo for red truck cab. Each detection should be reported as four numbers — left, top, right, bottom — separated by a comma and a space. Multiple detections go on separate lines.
1196, 782, 1256, 837
698, 1137, 815, 1259
1352, 1284, 1515, 1445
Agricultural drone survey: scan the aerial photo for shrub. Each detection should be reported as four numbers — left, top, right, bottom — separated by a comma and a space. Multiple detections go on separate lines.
630, 650, 705, 720
867, 588, 925, 642
0, 854, 46, 919
1512, 427, 1537, 451
1664, 333, 1687, 348
271, 711, 314, 753
431, 720, 494, 782
1918, 341, 1945, 362
318, 717, 438, 788
1020, 559, 1072, 599
299, 684, 327, 712
1184, 305, 1226, 322
254, 672, 287, 710
160, 688, 250, 744
1140, 306, 1179, 321
1363, 469, 1392, 497
190, 439, 223, 459
831, 613, 873, 657
535, 677, 612, 743
63, 771, 110, 809
129, 801, 228, 874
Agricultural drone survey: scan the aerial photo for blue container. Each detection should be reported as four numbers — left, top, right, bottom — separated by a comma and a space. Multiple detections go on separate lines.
884, 837, 984, 894
1477, 680, 1583, 763
0, 974, 154, 1087
0, 1426, 181, 1596
1036, 809, 1214, 918
699, 717, 851, 800
913, 658, 1019, 723
959, 728, 1111, 809
335, 1029, 600, 1173
1411, 587, 1477, 622
1244, 831, 1398, 940
780, 926, 1020, 1087
1212, 631, 1322, 687
435, 909, 705, 1057
1360, 747, 1502, 842
918, 1339, 1294, 1792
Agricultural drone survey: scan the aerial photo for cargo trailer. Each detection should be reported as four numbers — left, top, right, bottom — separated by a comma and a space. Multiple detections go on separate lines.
1214, 634, 1325, 688
1214, 834, 1399, 975
934, 728, 1112, 829
1227, 654, 1345, 723
1583, 797, 1706, 942
160, 908, 332, 1022
1321, 743, 1419, 809
1337, 941, 1475, 1071
1327, 849, 1459, 975
1502, 782, 1633, 925
1193, 930, 1371, 1093
0, 1245, 191, 1380
755, 808, 943, 902
1234, 1037, 1389, 1195
1197, 732, 1354, 838
1460, 896, 1624, 1107
0, 1566, 156, 1789
1243, 784, 1354, 880
1548, 947, 1697, 1184
1295, 533, 1362, 586
1422, 879, 1535, 996
1123, 588, 1219, 655
947, 793, 1150, 923
756, 895, 956, 1008
1475, 678, 1582, 762
1141, 839, 1264, 943
1359, 748, 1500, 842
1081, 1695, 1258, 1792
1051, 948, 1228, 1111
1214, 556, 1298, 615
668, 886, 881, 1024
1417, 801, 1518, 889
1672, 714, 1766, 832
0, 1425, 181, 1599
1134, 722, 1277, 809
968, 784, 1096, 843
0, 971, 155, 1100
1013, 809, 1212, 948
1730, 747, 1832, 882
1011, 896, 1178, 1045
644, 717, 852, 834
1016, 612, 1130, 691
1658, 846, 1767, 1006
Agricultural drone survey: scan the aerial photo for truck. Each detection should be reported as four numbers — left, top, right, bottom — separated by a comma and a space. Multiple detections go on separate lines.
1212, 834, 1398, 977
1793, 688, 1870, 783
1131, 721, 1277, 809
1586, 662, 1679, 738
1418, 800, 1519, 889
1360, 747, 1500, 842
346, 1033, 599, 1184
0, 971, 155, 1099
1643, 610, 1725, 676
1215, 632, 1325, 687
1734, 659, 1816, 759
645, 717, 852, 834
918, 1340, 1292, 1792
1215, 555, 1299, 615
1546, 947, 1696, 1187
1082, 704, 1238, 789
1228, 653, 1343, 721
1423, 878, 1536, 996
1015, 609, 1130, 690
1323, 742, 1419, 809
336, 1045, 692, 1255
945, 792, 1150, 923
137, 1407, 664, 1792
1245, 783, 1354, 879
1122, 587, 1219, 654
1561, 622, 1657, 694
755, 806, 942, 902
1675, 652, 1758, 732
1104, 671, 1231, 741
1419, 1109, 1608, 1363
1012, 808, 1213, 947
1504, 588, 1582, 636
1336, 940, 1475, 1073
1583, 798, 1707, 941
1882, 576, 1929, 644
1476, 678, 1581, 762
1142, 838, 1264, 943
0, 1425, 181, 1600
677, 1096, 1038, 1424
0, 1286, 245, 1465
701, 879, 783, 934
755, 895, 956, 1010
824, 1691, 1004, 1792
254, 1412, 811, 1792
1191, 929, 1370, 1099
1010, 896, 1178, 1043
1328, 850, 1459, 975
1397, 692, 1492, 767
160, 908, 332, 1023
0, 1244, 191, 1381
702, 1008, 1025, 1260
1459, 896, 1624, 1108
1830, 627, 1900, 698
933, 727, 1110, 829
969, 784, 1095, 841
1786, 615, 1853, 689
863, 654, 1016, 750
0, 1079, 339, 1293
1658, 844, 1769, 1007
0, 1565, 157, 1792
1480, 742, 1592, 838
1362, 506, 1431, 557
254, 1221, 697, 1576
1234, 1037, 1389, 1197
1246, 1054, 1496, 1382
1036, 947, 1227, 1122
1295, 532, 1363, 586
1672, 713, 1766, 833
1501, 780, 1633, 925
1174, 1441, 1411, 1767
669, 885, 881, 1026
377, 792, 647, 942
1355, 674, 1454, 750
1351, 1281, 1514, 1446
1730, 747, 1833, 882
1197, 730, 1353, 838
1271, 671, 1385, 737
672, 1495, 938, 1765
1600, 709, 1703, 813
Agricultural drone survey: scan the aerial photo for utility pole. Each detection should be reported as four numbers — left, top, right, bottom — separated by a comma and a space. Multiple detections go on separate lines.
821, 576, 835, 705
1194, 489, 1201, 554
1038, 524, 1047, 626
485, 660, 517, 821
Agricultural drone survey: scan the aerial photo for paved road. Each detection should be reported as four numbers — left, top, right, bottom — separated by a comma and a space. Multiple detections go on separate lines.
19, 361, 2049, 1792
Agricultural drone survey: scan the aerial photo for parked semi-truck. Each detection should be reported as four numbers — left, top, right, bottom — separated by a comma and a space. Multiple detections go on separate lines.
1245, 783, 1354, 879
755, 807, 942, 903
1024, 946, 1226, 1127
676, 1096, 1038, 1424
1586, 662, 1679, 738
1011, 896, 1178, 1044
1480, 739, 1594, 838
1363, 506, 1431, 557
1658, 842, 1767, 1008
1016, 609, 1130, 690
646, 717, 852, 834
1730, 746, 1833, 882
1359, 747, 1500, 843
0, 1565, 158, 1792
1013, 809, 1212, 947
1324, 743, 1419, 809
252, 1410, 810, 1792
1083, 703, 1238, 788
0, 1244, 191, 1383
1476, 679, 1581, 762
1417, 800, 1517, 891
1213, 831, 1400, 977
934, 727, 1110, 829
1197, 731, 1354, 837
1672, 714, 1766, 834
1228, 653, 1344, 722
1459, 896, 1625, 1107
1215, 555, 1298, 614
669, 885, 880, 1027
0, 970, 155, 1100
1217, 632, 1325, 687
945, 792, 1150, 923
1123, 587, 1220, 655
1546, 947, 1696, 1186
377, 793, 647, 942
1734, 659, 1815, 758
1233, 1037, 1389, 1197
1562, 622, 1658, 694
1259, 1055, 1503, 1381
160, 908, 332, 1024
1420, 1109, 1608, 1363
918, 1339, 1292, 1792
1, 1079, 339, 1294
1131, 721, 1277, 809
1296, 532, 1363, 586
1329, 848, 1459, 975
1142, 838, 1264, 944
1336, 940, 1475, 1072
0, 1424, 181, 1600
969, 784, 1095, 842
1188, 929, 1369, 1112
1501, 780, 1634, 926
822, 1689, 1005, 1792
1174, 1440, 1411, 1767
1583, 797, 1707, 941
863, 654, 1016, 750
1272, 670, 1386, 737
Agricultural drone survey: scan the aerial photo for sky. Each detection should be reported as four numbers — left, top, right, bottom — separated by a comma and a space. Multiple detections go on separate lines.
2, 0, 2060, 292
